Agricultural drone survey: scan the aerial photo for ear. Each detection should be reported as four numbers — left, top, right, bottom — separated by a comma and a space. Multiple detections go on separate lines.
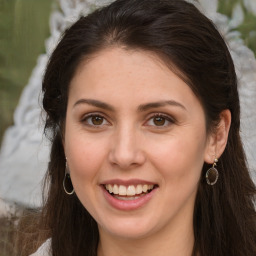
204, 109, 231, 164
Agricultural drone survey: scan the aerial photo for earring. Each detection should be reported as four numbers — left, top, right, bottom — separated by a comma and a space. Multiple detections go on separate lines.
206, 158, 219, 185
63, 160, 74, 195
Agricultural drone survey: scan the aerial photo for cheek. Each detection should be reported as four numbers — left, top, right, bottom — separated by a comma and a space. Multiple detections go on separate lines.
65, 134, 107, 211
148, 134, 206, 216
64, 129, 108, 181
148, 131, 206, 184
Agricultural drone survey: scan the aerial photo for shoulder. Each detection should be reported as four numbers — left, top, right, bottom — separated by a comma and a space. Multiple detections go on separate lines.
29, 238, 52, 256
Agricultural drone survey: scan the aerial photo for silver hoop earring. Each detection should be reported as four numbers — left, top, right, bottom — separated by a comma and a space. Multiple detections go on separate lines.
206, 158, 219, 185
63, 161, 74, 195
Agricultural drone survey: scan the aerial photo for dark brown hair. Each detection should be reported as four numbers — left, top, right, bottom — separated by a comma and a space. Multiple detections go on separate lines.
18, 0, 256, 255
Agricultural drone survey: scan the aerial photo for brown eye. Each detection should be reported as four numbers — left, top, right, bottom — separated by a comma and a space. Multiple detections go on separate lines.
91, 116, 104, 125
146, 114, 174, 128
83, 114, 109, 127
153, 116, 166, 126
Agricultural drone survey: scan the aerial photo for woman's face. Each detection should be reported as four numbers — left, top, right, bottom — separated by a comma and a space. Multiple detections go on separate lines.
64, 47, 213, 240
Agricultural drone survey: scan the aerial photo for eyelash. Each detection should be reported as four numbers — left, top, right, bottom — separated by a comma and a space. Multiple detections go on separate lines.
81, 113, 175, 128
145, 113, 175, 128
81, 113, 110, 127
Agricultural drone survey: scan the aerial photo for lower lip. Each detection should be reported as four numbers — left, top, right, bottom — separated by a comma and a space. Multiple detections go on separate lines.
102, 186, 157, 211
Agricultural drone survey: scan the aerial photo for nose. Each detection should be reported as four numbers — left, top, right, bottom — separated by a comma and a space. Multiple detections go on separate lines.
108, 125, 146, 169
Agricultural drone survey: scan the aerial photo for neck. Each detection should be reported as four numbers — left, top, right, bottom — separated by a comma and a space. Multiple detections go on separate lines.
97, 213, 195, 256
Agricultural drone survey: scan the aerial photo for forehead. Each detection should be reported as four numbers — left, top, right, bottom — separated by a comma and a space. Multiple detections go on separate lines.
68, 47, 200, 110
74, 47, 170, 81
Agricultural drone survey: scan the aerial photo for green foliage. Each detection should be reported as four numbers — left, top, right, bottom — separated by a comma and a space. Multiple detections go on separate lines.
218, 0, 241, 17
218, 0, 256, 55
238, 11, 256, 53
0, 0, 52, 143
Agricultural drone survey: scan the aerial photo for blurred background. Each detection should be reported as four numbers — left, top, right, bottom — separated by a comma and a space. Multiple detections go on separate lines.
0, 0, 255, 255
0, 0, 52, 144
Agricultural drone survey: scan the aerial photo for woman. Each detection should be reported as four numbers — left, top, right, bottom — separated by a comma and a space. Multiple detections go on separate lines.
21, 0, 256, 255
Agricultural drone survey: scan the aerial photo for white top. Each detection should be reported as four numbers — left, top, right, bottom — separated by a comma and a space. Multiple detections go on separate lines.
30, 239, 52, 256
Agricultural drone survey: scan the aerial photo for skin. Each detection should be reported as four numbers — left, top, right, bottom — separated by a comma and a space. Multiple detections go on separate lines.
63, 47, 231, 256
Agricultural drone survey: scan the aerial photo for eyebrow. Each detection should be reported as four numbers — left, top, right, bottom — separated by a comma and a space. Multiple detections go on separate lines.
73, 98, 186, 112
73, 99, 115, 111
138, 100, 186, 112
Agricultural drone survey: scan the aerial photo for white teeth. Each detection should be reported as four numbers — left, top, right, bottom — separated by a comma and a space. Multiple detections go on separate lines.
108, 184, 113, 193
142, 185, 148, 193
104, 184, 155, 196
136, 184, 143, 194
113, 184, 119, 194
106, 184, 111, 193
119, 185, 126, 196
127, 185, 136, 196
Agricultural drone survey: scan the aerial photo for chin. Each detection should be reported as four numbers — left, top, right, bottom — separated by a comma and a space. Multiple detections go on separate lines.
98, 216, 159, 240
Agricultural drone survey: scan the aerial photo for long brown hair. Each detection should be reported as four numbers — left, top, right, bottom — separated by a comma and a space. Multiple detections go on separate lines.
17, 0, 256, 255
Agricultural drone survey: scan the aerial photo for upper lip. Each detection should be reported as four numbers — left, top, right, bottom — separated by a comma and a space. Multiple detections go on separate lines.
101, 179, 157, 186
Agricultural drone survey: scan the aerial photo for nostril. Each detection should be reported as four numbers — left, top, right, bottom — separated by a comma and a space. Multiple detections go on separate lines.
108, 135, 146, 168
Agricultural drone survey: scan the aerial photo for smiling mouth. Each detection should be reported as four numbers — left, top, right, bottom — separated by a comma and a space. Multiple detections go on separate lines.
103, 184, 158, 200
